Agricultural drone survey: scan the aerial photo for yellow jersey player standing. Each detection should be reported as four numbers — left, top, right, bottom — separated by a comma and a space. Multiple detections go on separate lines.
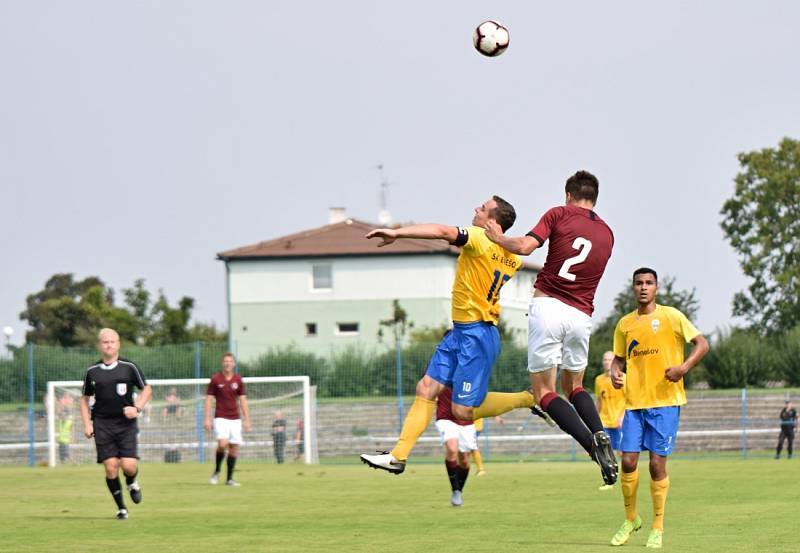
360, 196, 535, 474
595, 350, 626, 491
609, 268, 708, 549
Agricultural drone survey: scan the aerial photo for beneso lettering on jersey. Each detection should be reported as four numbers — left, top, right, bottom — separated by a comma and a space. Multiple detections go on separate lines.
491, 252, 518, 269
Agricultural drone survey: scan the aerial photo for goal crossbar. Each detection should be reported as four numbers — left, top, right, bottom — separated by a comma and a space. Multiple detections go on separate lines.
47, 376, 313, 467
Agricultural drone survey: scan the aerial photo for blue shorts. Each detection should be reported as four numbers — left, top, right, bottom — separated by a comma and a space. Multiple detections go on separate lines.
426, 322, 500, 407
604, 427, 622, 451
621, 406, 681, 456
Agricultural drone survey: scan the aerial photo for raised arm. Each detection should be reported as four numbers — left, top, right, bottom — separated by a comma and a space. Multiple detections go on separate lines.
484, 220, 541, 255
366, 224, 458, 247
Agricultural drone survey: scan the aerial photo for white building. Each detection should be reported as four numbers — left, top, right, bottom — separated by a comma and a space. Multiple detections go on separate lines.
217, 211, 539, 360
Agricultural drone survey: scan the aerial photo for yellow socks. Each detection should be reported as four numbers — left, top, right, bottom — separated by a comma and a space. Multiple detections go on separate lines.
472, 390, 534, 419
390, 397, 435, 461
650, 477, 670, 531
621, 469, 640, 521
472, 449, 485, 472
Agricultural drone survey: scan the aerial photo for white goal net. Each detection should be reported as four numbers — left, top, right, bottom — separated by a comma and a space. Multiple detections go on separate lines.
46, 376, 317, 467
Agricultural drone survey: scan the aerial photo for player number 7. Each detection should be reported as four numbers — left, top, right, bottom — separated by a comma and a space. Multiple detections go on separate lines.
558, 237, 593, 282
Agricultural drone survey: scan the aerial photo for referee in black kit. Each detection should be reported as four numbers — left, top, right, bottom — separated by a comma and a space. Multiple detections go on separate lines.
80, 328, 151, 520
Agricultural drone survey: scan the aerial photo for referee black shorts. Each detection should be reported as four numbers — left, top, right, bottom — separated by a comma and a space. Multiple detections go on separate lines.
93, 417, 139, 463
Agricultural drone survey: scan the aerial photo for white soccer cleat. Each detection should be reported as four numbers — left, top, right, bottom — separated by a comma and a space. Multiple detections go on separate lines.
360, 451, 406, 474
225, 479, 241, 487
451, 490, 463, 507
209, 472, 219, 485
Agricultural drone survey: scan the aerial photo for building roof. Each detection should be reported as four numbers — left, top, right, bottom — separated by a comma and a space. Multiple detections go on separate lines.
217, 218, 539, 270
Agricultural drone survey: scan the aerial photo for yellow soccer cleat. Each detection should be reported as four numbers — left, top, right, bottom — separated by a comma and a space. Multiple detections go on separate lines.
610, 516, 642, 546
598, 483, 615, 491
645, 529, 663, 549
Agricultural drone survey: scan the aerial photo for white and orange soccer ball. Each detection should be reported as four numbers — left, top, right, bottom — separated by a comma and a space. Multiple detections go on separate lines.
472, 20, 510, 57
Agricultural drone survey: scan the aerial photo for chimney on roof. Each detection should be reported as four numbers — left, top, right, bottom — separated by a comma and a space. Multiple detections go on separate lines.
328, 207, 347, 224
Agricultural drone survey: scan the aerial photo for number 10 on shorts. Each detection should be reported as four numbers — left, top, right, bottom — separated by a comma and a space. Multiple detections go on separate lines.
462, 382, 472, 392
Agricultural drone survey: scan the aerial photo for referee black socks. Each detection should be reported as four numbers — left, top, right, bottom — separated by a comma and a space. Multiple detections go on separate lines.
125, 470, 138, 486
106, 477, 126, 510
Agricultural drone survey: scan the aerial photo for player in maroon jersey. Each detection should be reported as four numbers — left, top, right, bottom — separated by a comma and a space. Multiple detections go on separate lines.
435, 387, 478, 507
484, 170, 618, 485
204, 352, 251, 486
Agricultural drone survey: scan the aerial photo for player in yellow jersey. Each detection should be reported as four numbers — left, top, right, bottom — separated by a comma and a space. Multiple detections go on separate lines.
595, 351, 626, 490
360, 196, 536, 474
609, 268, 708, 549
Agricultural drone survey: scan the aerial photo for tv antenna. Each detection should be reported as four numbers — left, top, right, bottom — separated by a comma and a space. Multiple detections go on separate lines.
374, 163, 394, 225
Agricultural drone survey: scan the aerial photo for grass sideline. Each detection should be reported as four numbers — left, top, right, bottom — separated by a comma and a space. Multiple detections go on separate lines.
0, 458, 795, 553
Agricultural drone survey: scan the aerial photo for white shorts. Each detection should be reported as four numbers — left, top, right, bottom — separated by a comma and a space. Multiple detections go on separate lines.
527, 296, 592, 373
214, 417, 243, 445
435, 419, 478, 453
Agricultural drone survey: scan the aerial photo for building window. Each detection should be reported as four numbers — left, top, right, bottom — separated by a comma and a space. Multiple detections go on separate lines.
312, 264, 332, 290
336, 322, 359, 336
305, 323, 317, 337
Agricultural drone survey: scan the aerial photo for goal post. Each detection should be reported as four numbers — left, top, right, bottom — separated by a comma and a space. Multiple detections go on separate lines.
47, 376, 316, 467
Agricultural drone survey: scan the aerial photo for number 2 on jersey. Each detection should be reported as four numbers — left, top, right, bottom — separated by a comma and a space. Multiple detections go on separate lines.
558, 237, 593, 282
486, 270, 511, 303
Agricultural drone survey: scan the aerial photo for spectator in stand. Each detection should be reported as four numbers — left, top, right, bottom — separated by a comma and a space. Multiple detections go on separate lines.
775, 400, 797, 460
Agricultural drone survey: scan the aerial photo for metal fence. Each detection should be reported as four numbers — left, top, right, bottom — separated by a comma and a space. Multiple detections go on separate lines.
0, 342, 796, 466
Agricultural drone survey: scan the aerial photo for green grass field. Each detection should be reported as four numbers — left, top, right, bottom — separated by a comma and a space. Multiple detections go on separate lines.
0, 458, 795, 552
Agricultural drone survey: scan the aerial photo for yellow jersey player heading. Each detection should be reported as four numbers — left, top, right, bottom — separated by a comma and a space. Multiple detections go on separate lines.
360, 196, 523, 475
451, 225, 521, 325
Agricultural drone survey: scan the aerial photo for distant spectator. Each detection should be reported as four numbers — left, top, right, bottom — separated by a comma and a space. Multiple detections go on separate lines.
57, 394, 75, 464
272, 410, 287, 464
294, 418, 305, 462
775, 400, 797, 460
161, 387, 183, 422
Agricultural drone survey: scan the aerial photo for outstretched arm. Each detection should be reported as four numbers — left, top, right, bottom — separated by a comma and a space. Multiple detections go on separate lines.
366, 224, 458, 247
484, 220, 541, 255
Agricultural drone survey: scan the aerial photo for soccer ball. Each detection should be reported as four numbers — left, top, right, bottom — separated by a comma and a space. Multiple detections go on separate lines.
472, 20, 510, 57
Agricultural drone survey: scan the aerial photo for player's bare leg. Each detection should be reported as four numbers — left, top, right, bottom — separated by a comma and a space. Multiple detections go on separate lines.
103, 457, 128, 519
120, 457, 142, 504
361, 375, 443, 474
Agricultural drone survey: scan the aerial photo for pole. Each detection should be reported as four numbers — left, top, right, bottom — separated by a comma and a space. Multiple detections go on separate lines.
27, 343, 35, 467
195, 341, 205, 463
395, 337, 404, 433
740, 388, 748, 459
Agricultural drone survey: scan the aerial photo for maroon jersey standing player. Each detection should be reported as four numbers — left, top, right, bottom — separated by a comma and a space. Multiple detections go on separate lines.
435, 387, 478, 507
485, 170, 618, 485
204, 352, 251, 486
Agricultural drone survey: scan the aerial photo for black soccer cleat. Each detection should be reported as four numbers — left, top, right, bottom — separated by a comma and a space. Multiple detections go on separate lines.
531, 403, 556, 427
127, 482, 142, 504
116, 509, 128, 520
591, 430, 619, 485
360, 451, 406, 475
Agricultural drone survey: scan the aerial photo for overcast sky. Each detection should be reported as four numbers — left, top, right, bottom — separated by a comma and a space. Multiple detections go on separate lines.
2, 1, 799, 346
